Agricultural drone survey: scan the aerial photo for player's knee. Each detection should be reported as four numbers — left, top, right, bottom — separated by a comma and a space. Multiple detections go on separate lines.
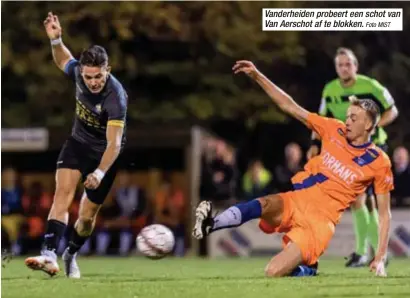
264, 266, 283, 278
54, 183, 75, 203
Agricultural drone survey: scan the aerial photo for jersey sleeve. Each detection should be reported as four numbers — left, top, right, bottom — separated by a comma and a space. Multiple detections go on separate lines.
105, 89, 128, 128
371, 79, 395, 112
64, 59, 79, 81
307, 113, 341, 139
373, 165, 394, 195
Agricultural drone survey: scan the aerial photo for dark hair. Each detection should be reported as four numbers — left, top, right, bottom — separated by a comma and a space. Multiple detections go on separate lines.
335, 47, 358, 66
79, 45, 108, 67
349, 96, 381, 128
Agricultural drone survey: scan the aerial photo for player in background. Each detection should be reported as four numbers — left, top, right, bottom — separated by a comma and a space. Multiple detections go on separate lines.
25, 12, 128, 278
193, 60, 393, 278
307, 48, 398, 267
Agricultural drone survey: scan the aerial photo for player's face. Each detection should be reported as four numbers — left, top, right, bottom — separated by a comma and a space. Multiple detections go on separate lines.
335, 54, 357, 82
81, 65, 111, 94
345, 106, 372, 141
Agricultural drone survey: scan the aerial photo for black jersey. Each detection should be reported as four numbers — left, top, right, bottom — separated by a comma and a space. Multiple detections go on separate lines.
64, 59, 127, 152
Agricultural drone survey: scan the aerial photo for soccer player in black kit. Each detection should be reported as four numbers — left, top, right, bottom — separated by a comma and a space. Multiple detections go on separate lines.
25, 12, 128, 278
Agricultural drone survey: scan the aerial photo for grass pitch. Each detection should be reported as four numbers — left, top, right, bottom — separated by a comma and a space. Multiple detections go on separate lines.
2, 257, 410, 298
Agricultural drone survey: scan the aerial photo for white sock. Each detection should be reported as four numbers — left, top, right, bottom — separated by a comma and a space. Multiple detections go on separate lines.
212, 206, 242, 230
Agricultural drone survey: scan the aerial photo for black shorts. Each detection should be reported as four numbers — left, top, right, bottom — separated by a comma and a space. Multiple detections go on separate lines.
56, 136, 119, 205
366, 143, 388, 197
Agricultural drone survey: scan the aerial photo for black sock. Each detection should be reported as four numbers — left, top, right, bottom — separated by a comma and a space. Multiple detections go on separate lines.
43, 219, 66, 252
68, 228, 89, 255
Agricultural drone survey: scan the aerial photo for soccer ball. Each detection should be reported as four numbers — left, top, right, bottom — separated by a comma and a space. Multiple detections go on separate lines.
136, 224, 175, 259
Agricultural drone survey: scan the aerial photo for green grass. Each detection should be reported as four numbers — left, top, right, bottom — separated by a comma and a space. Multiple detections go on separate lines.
2, 257, 410, 298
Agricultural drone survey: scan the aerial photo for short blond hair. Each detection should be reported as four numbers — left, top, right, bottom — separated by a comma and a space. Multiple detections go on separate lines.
335, 47, 358, 66
349, 96, 380, 128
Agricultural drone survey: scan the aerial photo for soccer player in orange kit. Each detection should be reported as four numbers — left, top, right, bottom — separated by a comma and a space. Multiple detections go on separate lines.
192, 60, 393, 278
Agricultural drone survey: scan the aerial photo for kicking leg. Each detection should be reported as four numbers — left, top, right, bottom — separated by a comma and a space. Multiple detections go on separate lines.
63, 160, 118, 278
63, 193, 101, 278
25, 168, 81, 276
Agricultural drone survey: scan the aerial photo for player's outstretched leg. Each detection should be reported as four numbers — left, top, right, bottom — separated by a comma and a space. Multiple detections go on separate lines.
25, 169, 81, 277
192, 197, 320, 278
192, 198, 266, 239
62, 194, 101, 278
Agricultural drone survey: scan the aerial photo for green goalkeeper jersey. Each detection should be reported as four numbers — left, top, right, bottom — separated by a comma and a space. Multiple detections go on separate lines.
319, 74, 395, 145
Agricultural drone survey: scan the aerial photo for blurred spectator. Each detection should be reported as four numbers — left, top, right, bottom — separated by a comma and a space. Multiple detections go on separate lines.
96, 171, 147, 255
153, 172, 186, 257
274, 142, 303, 192
1, 166, 24, 254
21, 181, 53, 254
392, 146, 410, 207
200, 138, 237, 208
242, 159, 274, 201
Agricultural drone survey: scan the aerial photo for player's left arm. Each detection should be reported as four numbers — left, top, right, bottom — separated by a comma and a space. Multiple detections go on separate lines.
84, 90, 127, 190
370, 163, 394, 276
371, 192, 391, 276
372, 80, 399, 127
233, 60, 309, 125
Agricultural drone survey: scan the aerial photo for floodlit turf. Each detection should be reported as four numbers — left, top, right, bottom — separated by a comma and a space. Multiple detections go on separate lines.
2, 257, 410, 298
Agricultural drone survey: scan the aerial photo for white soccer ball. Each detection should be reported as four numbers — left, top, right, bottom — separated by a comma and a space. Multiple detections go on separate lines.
136, 224, 175, 259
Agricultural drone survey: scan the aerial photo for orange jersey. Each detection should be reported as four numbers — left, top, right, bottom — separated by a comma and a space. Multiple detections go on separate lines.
291, 113, 394, 224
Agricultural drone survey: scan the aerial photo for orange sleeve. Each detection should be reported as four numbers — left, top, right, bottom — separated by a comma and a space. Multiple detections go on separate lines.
374, 165, 394, 195
307, 113, 342, 139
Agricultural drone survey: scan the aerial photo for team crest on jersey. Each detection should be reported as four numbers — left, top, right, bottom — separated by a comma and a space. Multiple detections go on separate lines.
337, 128, 345, 136
95, 104, 102, 113
356, 157, 366, 166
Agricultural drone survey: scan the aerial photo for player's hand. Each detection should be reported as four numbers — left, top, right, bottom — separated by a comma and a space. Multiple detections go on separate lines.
232, 60, 260, 80
370, 258, 387, 277
84, 172, 102, 190
44, 12, 62, 40
307, 145, 320, 160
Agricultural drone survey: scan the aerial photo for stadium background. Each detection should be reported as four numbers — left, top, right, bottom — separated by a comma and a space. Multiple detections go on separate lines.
2, 1, 410, 260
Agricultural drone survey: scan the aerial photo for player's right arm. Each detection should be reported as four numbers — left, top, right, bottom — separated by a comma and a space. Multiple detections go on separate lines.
233, 60, 309, 125
44, 12, 74, 72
